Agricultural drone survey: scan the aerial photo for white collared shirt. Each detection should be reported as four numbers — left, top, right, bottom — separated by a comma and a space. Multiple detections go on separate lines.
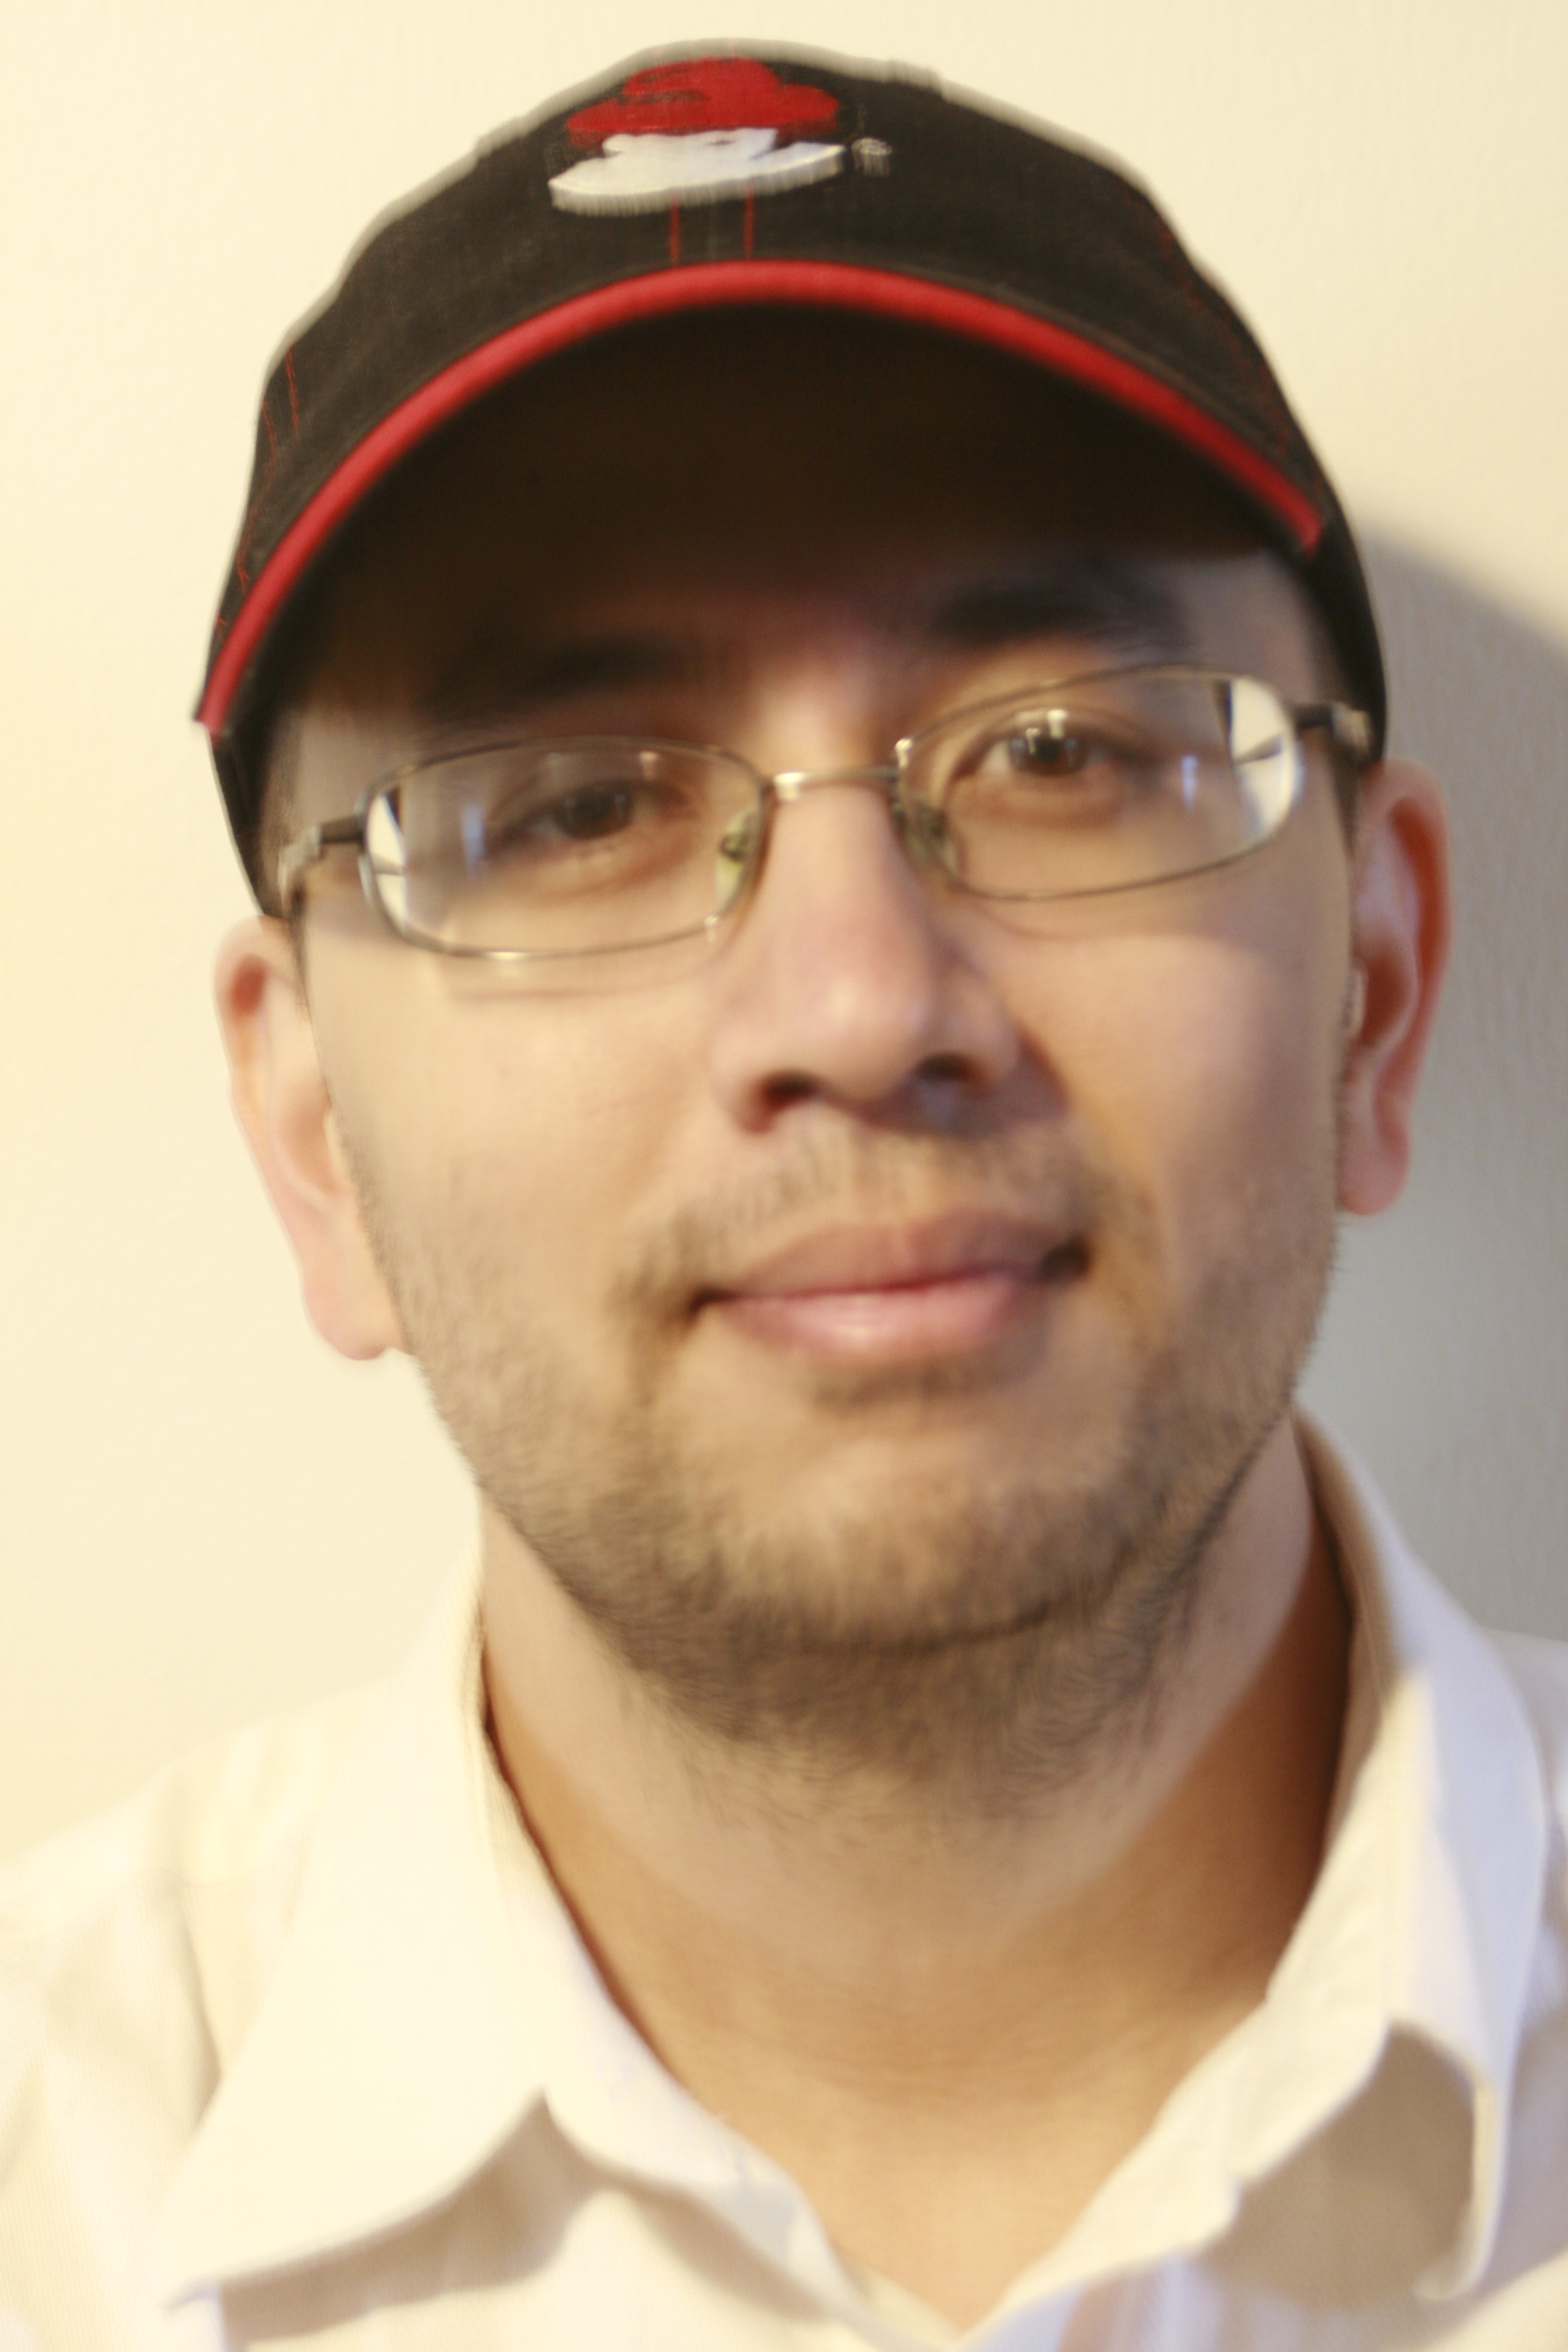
4, 1415, 1568, 2348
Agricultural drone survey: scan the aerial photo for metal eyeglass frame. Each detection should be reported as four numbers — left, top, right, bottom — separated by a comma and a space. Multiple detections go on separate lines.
275, 667, 1376, 960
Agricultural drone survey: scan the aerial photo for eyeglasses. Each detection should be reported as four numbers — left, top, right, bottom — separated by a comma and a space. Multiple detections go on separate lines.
276, 667, 1373, 967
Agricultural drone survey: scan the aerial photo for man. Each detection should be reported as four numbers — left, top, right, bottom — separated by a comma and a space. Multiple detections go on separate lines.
3, 45, 1566, 2348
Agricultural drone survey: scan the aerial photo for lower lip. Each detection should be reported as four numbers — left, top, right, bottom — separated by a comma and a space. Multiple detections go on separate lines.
709, 1250, 1084, 1363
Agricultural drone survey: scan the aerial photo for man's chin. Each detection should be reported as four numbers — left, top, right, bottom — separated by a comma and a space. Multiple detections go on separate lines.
496, 1432, 1219, 1798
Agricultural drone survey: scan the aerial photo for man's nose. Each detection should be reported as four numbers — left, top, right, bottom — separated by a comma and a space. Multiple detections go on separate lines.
706, 774, 1024, 1129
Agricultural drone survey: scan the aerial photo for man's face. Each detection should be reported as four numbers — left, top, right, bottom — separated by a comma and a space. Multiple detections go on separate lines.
282, 319, 1356, 1789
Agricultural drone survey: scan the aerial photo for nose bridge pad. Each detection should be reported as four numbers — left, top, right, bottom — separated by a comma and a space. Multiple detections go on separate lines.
714, 797, 766, 914
894, 792, 955, 874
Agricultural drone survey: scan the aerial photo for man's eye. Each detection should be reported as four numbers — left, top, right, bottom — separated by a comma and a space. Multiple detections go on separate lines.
984, 715, 1146, 781
960, 708, 1163, 793
527, 782, 639, 842
1006, 722, 1092, 777
483, 776, 670, 857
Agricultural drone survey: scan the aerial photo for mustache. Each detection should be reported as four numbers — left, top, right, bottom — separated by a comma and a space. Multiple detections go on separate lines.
611, 1123, 1134, 1320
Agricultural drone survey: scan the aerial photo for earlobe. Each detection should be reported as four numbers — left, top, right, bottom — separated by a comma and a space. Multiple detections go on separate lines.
1337, 760, 1452, 1216
214, 918, 407, 1359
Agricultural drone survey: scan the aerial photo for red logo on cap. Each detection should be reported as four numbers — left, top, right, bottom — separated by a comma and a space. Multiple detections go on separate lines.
550, 58, 849, 229
566, 59, 838, 149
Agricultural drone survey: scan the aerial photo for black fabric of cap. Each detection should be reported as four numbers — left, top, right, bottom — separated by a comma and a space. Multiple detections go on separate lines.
201, 50, 1385, 889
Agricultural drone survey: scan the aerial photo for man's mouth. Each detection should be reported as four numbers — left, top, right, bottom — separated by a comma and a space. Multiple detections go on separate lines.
693, 1217, 1089, 1363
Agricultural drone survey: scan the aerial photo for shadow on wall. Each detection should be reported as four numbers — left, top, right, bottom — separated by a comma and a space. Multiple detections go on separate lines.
1302, 538, 1568, 1636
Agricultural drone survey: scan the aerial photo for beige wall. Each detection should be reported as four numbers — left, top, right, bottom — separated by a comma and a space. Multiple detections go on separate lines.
2, 0, 1564, 1858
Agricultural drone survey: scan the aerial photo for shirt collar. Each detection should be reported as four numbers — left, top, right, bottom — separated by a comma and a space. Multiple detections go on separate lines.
1277, 1414, 1549, 2295
154, 1415, 1552, 2311
155, 1550, 544, 2297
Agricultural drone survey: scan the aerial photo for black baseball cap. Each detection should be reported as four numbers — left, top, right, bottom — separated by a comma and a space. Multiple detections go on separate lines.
200, 48, 1385, 891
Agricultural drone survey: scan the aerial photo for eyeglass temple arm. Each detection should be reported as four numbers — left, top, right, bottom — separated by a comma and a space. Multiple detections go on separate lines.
276, 812, 366, 912
1293, 701, 1376, 762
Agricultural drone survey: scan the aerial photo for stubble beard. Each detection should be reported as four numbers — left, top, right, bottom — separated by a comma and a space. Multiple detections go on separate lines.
345, 1105, 1341, 1811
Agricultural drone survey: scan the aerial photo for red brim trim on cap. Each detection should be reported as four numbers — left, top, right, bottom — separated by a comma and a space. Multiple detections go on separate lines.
200, 259, 1325, 736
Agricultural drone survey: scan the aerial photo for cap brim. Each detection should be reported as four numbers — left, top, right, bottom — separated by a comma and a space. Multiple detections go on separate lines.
197, 256, 1324, 740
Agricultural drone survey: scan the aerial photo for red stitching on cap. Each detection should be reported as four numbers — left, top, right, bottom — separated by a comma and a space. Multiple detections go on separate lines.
231, 488, 263, 596
1152, 217, 1292, 466
284, 348, 301, 434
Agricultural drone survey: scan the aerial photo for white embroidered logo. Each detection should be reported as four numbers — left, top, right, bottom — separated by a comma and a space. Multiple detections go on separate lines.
550, 126, 844, 215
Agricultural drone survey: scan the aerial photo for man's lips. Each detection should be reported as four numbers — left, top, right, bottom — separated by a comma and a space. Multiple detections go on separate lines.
693, 1217, 1088, 1361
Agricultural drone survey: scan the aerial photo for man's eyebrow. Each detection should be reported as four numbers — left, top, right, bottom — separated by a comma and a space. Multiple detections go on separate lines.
918, 561, 1191, 660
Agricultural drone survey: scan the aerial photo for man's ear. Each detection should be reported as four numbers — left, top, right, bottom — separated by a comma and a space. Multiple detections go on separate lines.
1338, 759, 1452, 1216
215, 918, 407, 1359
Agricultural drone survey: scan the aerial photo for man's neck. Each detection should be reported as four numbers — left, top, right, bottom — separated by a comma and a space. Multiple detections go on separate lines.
480, 1414, 1350, 2326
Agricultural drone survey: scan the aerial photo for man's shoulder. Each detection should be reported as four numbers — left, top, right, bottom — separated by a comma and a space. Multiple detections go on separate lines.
0, 1681, 382, 2094
0, 1685, 388, 2330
